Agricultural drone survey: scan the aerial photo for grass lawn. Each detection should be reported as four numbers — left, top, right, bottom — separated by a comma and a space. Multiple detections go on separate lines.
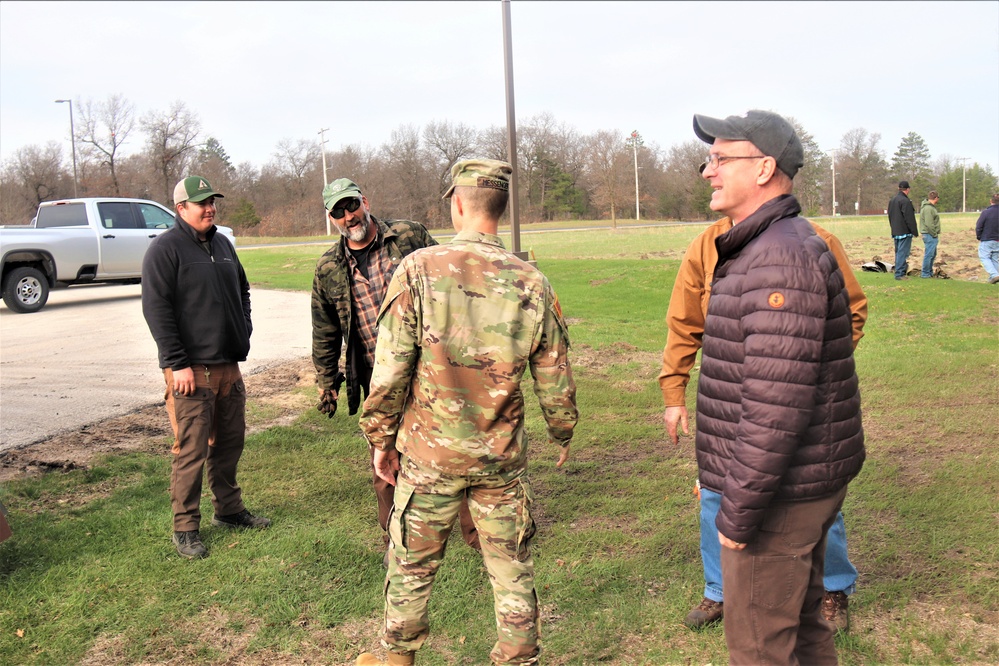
1, 214, 997, 665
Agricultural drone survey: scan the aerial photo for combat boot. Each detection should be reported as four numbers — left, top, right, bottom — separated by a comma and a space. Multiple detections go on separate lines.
355, 651, 415, 665
173, 530, 208, 559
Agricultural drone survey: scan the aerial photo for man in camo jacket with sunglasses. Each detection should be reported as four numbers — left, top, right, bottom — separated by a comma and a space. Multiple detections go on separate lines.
312, 178, 480, 555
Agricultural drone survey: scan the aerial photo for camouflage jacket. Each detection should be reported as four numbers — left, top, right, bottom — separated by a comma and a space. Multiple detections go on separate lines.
311, 217, 437, 414
360, 230, 579, 477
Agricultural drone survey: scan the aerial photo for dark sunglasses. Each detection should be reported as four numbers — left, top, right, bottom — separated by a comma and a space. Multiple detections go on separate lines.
329, 198, 362, 219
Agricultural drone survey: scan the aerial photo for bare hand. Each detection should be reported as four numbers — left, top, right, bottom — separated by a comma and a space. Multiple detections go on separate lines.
173, 367, 195, 396
372, 447, 400, 487
556, 443, 570, 468
664, 405, 689, 445
719, 531, 746, 551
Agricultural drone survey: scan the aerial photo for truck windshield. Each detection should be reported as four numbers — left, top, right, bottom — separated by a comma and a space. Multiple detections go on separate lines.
36, 203, 87, 228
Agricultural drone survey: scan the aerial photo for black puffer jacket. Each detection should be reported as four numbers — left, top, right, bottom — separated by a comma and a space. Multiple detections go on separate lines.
695, 195, 864, 544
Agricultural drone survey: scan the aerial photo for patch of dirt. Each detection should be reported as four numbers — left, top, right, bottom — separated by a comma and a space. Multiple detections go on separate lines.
0, 358, 316, 484
844, 229, 989, 282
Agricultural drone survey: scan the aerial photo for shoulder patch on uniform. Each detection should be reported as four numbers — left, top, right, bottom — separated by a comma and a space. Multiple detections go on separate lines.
768, 292, 785, 308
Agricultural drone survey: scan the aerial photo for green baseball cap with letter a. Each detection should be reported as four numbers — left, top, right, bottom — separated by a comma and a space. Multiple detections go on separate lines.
174, 176, 224, 204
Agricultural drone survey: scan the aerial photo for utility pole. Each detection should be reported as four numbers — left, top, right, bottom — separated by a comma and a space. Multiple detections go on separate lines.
54, 99, 78, 198
630, 130, 641, 221
828, 149, 837, 217
958, 157, 969, 213
501, 0, 523, 257
318, 127, 330, 235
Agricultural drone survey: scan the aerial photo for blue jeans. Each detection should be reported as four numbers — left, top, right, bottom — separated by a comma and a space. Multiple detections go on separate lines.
979, 240, 999, 279
699, 488, 858, 602
921, 234, 938, 277
893, 235, 913, 279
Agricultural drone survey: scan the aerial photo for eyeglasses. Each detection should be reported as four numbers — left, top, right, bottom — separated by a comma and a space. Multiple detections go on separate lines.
329, 198, 361, 219
700, 154, 767, 173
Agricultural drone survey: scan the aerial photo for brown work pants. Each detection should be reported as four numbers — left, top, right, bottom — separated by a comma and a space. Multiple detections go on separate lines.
164, 364, 246, 532
721, 486, 848, 665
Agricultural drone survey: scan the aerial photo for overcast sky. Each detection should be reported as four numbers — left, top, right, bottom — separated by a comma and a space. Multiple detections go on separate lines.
2, 1, 997, 175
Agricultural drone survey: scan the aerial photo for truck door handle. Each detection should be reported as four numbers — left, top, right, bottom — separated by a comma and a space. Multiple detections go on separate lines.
103, 234, 116, 239
148, 234, 157, 238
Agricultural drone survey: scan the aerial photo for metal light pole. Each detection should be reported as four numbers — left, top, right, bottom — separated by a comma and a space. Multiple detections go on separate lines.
958, 157, 969, 213
631, 130, 640, 221
502, 0, 523, 256
828, 149, 837, 217
54, 99, 78, 197
318, 127, 330, 235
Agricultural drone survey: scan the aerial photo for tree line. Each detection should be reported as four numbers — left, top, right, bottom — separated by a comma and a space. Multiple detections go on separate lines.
2, 94, 996, 234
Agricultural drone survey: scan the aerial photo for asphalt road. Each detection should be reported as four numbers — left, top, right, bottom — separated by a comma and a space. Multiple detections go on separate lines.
0, 283, 311, 452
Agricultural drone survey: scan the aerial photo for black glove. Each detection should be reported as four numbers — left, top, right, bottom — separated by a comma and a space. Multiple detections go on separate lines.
317, 389, 337, 418
316, 372, 346, 419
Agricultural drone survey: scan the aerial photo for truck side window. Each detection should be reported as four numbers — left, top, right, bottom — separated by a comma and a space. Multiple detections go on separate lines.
97, 202, 139, 229
35, 203, 88, 228
136, 203, 176, 230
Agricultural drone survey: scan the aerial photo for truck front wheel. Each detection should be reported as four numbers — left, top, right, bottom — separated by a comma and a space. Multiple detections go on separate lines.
2, 266, 50, 313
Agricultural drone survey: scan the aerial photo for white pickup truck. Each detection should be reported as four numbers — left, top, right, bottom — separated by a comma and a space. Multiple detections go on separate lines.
0, 197, 235, 313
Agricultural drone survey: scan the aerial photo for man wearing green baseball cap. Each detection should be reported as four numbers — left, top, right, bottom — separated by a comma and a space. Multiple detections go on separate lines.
142, 175, 270, 560
311, 177, 481, 560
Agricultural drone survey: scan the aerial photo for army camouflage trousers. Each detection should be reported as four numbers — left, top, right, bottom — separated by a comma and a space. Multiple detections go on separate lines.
382, 457, 539, 665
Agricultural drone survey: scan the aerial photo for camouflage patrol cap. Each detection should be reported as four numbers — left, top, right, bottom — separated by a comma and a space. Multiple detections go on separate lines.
442, 159, 512, 199
323, 178, 363, 211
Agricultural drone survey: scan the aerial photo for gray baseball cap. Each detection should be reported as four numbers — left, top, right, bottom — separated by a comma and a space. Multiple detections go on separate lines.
693, 110, 804, 179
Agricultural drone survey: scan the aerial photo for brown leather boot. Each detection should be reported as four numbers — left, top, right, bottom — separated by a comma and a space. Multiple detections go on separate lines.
683, 597, 724, 629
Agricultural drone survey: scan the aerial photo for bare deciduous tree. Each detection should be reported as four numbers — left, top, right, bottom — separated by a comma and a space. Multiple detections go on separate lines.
0, 143, 68, 223
76, 94, 135, 196
583, 130, 629, 227
838, 128, 889, 214
659, 140, 713, 221
142, 101, 201, 205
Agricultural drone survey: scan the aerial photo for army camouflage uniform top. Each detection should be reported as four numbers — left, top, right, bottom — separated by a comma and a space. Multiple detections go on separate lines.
311, 217, 437, 415
361, 230, 578, 476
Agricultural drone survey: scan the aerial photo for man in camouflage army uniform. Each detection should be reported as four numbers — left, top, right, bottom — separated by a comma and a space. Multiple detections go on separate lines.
355, 159, 578, 666
311, 178, 480, 553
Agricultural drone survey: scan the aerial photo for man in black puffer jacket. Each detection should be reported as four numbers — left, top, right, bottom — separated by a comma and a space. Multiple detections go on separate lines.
691, 111, 865, 664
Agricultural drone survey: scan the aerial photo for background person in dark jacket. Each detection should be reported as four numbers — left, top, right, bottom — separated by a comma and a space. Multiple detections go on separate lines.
311, 178, 480, 555
142, 176, 270, 560
691, 110, 865, 664
975, 192, 999, 283
888, 181, 919, 280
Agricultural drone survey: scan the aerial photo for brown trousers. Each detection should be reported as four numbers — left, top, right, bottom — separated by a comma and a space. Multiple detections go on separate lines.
164, 364, 247, 532
721, 486, 848, 666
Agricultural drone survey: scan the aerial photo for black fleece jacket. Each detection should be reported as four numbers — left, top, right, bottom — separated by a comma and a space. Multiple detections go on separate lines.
142, 215, 251, 370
